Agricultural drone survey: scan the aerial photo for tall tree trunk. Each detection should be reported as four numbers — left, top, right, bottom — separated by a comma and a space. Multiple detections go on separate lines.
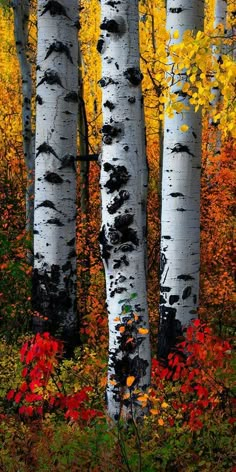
210, 0, 227, 152
12, 0, 34, 240
158, 0, 204, 360
32, 0, 78, 354
78, 31, 90, 319
214, 0, 227, 26
99, 0, 151, 421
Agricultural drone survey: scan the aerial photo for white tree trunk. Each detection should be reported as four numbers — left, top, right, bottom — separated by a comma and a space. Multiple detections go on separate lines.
12, 0, 34, 236
99, 0, 151, 420
214, 0, 227, 28
210, 0, 227, 146
32, 0, 78, 354
158, 0, 204, 360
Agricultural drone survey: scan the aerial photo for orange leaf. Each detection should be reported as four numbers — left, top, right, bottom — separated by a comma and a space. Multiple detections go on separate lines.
138, 395, 148, 403
109, 380, 117, 386
138, 328, 149, 335
126, 376, 135, 387
125, 337, 134, 344
119, 326, 125, 333
158, 418, 164, 426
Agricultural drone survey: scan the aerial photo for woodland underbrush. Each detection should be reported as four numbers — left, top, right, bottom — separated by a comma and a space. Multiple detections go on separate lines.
0, 319, 235, 472
0, 141, 235, 471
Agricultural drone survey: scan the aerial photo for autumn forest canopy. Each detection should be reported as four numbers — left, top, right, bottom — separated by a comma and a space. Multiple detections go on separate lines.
0, 0, 235, 470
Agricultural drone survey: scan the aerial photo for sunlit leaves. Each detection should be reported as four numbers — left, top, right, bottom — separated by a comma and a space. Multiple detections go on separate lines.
126, 376, 135, 388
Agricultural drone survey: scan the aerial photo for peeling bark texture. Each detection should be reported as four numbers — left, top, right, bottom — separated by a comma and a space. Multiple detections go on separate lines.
33, 0, 78, 355
99, 0, 151, 420
158, 0, 204, 361
12, 0, 34, 240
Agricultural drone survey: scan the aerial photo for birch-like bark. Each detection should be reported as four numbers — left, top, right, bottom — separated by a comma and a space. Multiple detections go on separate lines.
12, 0, 34, 236
32, 0, 78, 353
158, 0, 204, 360
78, 30, 90, 319
210, 0, 227, 151
99, 0, 151, 420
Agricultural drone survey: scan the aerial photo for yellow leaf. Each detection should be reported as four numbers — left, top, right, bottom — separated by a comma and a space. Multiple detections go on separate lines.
180, 124, 189, 132
114, 317, 120, 322
150, 409, 159, 415
158, 418, 164, 426
173, 30, 179, 39
138, 328, 149, 335
126, 376, 135, 387
161, 402, 169, 409
182, 82, 190, 93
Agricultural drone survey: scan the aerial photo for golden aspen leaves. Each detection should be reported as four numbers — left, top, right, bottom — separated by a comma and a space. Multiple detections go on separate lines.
173, 30, 179, 40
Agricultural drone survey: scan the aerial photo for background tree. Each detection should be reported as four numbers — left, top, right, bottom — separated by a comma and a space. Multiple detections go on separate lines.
158, 0, 204, 360
12, 0, 35, 252
98, 0, 151, 420
32, 0, 79, 353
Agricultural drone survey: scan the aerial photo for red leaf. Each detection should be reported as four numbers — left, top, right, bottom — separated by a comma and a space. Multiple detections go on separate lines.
6, 389, 15, 400
14, 392, 22, 404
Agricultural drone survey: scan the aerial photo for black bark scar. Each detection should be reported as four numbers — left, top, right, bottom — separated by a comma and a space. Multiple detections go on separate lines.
170, 143, 195, 157
104, 163, 129, 193
45, 172, 64, 184
36, 200, 59, 211
46, 218, 64, 226
100, 19, 120, 33
37, 69, 63, 88
124, 67, 143, 86
36, 142, 59, 160
41, 1, 70, 19
99, 225, 112, 265
64, 92, 78, 103
45, 41, 73, 63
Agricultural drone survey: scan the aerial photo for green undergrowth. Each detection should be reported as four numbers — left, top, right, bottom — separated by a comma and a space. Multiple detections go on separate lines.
0, 335, 235, 472
0, 413, 235, 471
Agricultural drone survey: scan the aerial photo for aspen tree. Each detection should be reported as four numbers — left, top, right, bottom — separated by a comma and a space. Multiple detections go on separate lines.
98, 0, 151, 420
210, 0, 227, 151
32, 0, 78, 353
12, 0, 34, 237
158, 0, 204, 359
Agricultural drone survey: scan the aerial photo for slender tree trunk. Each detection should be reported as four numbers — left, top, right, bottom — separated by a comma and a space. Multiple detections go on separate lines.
77, 29, 90, 319
158, 0, 204, 360
12, 0, 34, 239
99, 0, 151, 421
210, 0, 227, 152
32, 0, 78, 354
214, 0, 227, 26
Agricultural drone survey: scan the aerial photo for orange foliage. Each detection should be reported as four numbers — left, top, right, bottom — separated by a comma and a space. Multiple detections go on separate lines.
0, 3, 235, 347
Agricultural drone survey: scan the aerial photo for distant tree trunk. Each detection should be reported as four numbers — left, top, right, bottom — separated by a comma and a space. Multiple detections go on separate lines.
158, 0, 204, 361
99, 0, 151, 421
77, 31, 90, 319
12, 0, 34, 240
210, 0, 227, 152
214, 0, 227, 27
32, 0, 78, 355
